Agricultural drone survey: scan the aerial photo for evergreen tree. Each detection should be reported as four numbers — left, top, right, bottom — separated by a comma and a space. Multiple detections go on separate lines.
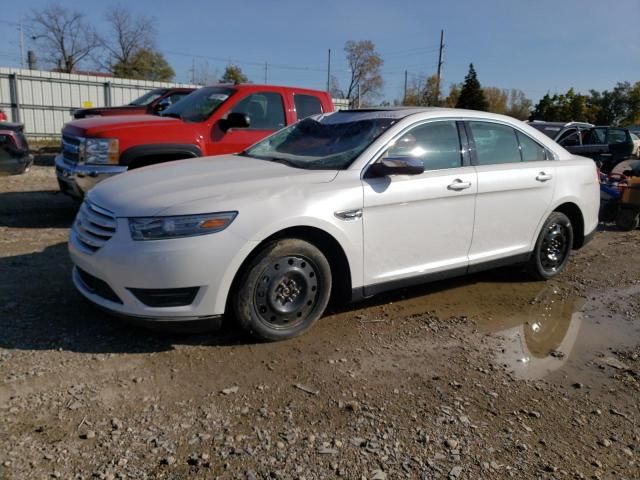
456, 64, 488, 111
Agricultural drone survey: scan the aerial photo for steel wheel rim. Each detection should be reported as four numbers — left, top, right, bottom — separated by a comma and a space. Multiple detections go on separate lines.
253, 255, 320, 329
540, 222, 569, 273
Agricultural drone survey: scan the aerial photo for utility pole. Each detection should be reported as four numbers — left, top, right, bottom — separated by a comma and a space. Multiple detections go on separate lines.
190, 57, 195, 84
18, 19, 24, 69
264, 62, 268, 84
403, 70, 408, 105
435, 29, 445, 105
326, 49, 331, 92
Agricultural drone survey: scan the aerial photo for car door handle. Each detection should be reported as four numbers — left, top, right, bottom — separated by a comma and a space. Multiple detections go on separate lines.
447, 179, 472, 191
536, 172, 553, 182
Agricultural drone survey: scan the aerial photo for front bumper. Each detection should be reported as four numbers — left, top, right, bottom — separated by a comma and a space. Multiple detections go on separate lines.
69, 218, 258, 322
55, 154, 126, 199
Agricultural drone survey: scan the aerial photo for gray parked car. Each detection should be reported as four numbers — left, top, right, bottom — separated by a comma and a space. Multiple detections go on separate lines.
529, 121, 635, 173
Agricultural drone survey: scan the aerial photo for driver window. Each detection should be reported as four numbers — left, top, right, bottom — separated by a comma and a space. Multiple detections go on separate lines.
230, 92, 286, 130
385, 121, 462, 170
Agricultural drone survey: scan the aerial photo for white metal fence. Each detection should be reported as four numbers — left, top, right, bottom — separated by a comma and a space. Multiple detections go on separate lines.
0, 67, 197, 139
0, 67, 352, 140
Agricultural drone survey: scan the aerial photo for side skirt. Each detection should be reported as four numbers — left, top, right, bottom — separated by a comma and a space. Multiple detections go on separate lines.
351, 253, 532, 301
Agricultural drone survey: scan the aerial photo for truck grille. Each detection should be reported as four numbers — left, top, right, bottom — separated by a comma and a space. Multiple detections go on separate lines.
62, 135, 83, 164
73, 201, 117, 252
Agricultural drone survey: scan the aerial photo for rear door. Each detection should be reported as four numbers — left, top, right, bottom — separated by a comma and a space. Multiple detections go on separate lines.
568, 127, 608, 163
607, 128, 633, 165
208, 91, 287, 155
466, 121, 556, 267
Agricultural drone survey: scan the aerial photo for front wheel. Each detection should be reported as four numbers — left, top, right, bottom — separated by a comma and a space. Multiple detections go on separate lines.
529, 212, 573, 280
232, 238, 332, 341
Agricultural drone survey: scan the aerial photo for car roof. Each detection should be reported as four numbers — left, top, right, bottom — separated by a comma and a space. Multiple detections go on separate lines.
329, 107, 529, 123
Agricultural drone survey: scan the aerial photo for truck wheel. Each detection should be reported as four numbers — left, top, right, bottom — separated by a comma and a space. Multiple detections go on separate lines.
232, 239, 332, 341
615, 209, 640, 231
529, 212, 573, 280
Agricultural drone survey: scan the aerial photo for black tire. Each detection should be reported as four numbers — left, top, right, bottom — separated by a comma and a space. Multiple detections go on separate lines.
529, 212, 573, 280
232, 238, 331, 341
615, 209, 640, 231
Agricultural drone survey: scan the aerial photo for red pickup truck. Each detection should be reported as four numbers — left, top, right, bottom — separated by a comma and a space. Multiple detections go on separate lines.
56, 84, 334, 198
72, 87, 195, 119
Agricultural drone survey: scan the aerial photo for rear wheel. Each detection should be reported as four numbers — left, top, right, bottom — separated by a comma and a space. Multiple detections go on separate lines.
232, 238, 331, 341
529, 212, 573, 280
615, 209, 640, 231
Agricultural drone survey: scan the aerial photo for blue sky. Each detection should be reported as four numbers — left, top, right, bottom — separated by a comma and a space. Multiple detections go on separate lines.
1, 0, 639, 104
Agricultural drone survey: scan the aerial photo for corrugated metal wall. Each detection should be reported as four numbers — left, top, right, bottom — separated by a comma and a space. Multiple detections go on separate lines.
0, 68, 196, 139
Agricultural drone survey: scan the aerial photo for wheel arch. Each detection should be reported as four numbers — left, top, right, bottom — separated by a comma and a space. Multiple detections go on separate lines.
224, 225, 353, 314
120, 144, 202, 169
552, 201, 586, 249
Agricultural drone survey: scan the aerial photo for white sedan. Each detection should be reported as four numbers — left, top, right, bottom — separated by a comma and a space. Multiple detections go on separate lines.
68, 108, 599, 341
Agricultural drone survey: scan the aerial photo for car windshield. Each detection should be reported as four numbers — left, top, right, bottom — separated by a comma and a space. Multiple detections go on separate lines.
243, 113, 397, 170
161, 87, 234, 122
129, 89, 166, 106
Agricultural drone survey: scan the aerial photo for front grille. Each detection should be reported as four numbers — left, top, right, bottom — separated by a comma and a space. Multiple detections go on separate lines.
62, 135, 82, 163
77, 268, 122, 304
128, 287, 200, 307
73, 201, 117, 252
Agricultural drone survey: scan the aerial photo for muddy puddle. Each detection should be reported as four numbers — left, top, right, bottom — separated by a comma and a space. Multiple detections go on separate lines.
330, 272, 640, 385
489, 285, 640, 386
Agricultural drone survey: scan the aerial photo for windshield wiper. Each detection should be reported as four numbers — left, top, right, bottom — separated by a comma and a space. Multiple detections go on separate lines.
263, 157, 303, 169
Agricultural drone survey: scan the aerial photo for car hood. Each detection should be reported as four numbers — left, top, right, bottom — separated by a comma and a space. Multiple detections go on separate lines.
74, 105, 146, 117
87, 154, 339, 217
63, 115, 183, 137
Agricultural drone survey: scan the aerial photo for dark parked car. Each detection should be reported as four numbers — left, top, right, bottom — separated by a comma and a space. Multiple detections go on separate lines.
72, 87, 195, 119
0, 122, 32, 175
529, 121, 635, 172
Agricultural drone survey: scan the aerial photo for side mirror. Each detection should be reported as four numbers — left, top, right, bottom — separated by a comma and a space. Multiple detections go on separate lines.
219, 112, 251, 133
155, 98, 171, 113
366, 156, 424, 177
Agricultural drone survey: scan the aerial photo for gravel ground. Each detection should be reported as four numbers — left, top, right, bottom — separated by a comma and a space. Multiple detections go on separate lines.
0, 166, 639, 480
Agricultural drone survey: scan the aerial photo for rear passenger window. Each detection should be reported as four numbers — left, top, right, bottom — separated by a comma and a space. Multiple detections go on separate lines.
468, 121, 520, 165
608, 129, 627, 144
231, 92, 286, 130
516, 131, 547, 161
385, 121, 461, 170
583, 128, 606, 145
294, 94, 323, 120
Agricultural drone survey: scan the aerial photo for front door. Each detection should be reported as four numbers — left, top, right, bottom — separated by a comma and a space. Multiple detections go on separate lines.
208, 91, 287, 155
362, 120, 476, 292
466, 121, 556, 266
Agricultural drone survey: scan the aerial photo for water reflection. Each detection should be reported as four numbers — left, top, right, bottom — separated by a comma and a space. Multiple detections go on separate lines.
483, 287, 584, 380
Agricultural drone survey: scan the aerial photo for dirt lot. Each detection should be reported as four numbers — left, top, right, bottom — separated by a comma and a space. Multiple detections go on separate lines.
1, 166, 639, 480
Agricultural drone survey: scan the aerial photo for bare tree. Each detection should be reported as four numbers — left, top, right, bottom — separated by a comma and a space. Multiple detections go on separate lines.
344, 40, 383, 106
29, 3, 101, 72
103, 5, 156, 70
191, 60, 219, 86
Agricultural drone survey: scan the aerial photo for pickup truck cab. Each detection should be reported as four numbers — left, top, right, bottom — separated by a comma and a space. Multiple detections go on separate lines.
56, 84, 333, 198
72, 87, 196, 119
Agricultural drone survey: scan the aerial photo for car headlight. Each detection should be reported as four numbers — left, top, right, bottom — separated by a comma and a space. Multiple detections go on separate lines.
129, 212, 238, 240
83, 138, 119, 164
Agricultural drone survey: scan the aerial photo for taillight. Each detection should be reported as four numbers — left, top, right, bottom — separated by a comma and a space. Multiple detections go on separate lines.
596, 167, 601, 184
